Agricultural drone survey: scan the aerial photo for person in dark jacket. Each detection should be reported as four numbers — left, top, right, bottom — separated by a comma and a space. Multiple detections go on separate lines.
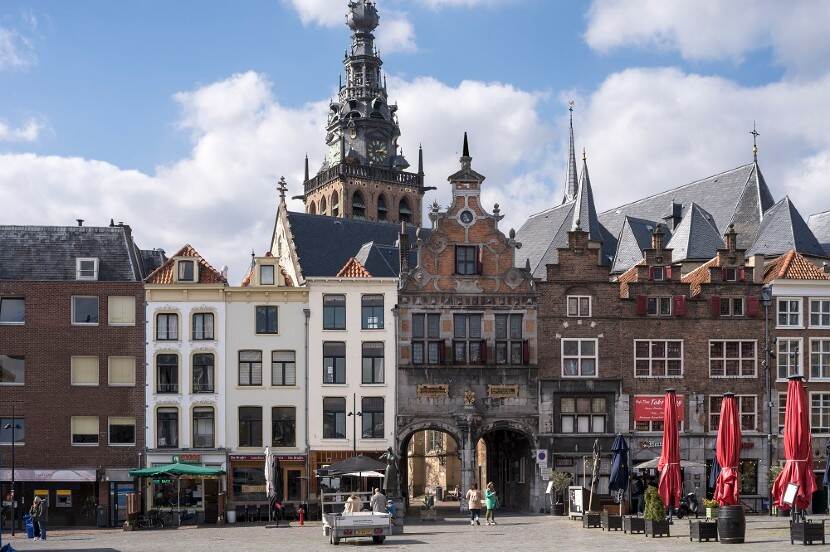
30, 496, 44, 540
631, 475, 645, 514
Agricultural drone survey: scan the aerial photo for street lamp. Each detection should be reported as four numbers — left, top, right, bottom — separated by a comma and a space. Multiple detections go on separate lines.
2, 404, 21, 537
347, 393, 363, 453
760, 286, 773, 512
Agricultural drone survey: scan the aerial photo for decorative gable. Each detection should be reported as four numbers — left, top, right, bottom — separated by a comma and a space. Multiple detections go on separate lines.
337, 257, 372, 278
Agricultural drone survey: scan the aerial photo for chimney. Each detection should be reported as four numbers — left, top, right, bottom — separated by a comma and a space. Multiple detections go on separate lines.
750, 254, 765, 283
76, 219, 84, 227
724, 224, 738, 253
651, 225, 665, 252
399, 221, 410, 273
663, 200, 682, 230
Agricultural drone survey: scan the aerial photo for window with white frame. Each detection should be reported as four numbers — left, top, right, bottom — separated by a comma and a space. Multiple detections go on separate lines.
560, 397, 606, 433
709, 395, 757, 431
719, 297, 745, 317
107, 296, 136, 326
71, 356, 99, 386
812, 339, 830, 380
0, 297, 24, 324
75, 258, 99, 280
811, 299, 830, 328
260, 264, 275, 285
156, 313, 178, 341
709, 340, 756, 377
722, 267, 738, 282
811, 393, 830, 433
108, 417, 136, 446
71, 416, 99, 445
634, 340, 683, 377
71, 296, 99, 325
108, 356, 136, 386
651, 266, 665, 281
567, 296, 592, 317
647, 296, 672, 316
777, 298, 802, 327
778, 392, 787, 433
177, 259, 196, 282
192, 312, 214, 340
777, 338, 802, 379
561, 339, 597, 377
271, 351, 296, 386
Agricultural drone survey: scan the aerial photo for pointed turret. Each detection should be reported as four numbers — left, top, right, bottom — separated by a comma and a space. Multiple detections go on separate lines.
304, 154, 310, 182
448, 132, 486, 195
570, 148, 602, 243
562, 102, 579, 204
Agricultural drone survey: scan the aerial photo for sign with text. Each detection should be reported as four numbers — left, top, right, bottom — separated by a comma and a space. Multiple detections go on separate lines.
173, 453, 202, 464
487, 384, 519, 399
633, 395, 685, 421
417, 384, 449, 398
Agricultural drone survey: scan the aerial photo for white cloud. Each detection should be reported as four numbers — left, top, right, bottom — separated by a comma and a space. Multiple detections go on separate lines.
285, 0, 344, 27
572, 67, 830, 217
417, 0, 505, 8
0, 26, 36, 70
585, 0, 830, 77
0, 118, 43, 142
376, 10, 417, 53
0, 71, 552, 279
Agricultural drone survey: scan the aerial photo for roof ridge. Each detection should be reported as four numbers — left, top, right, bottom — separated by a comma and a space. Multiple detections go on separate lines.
524, 199, 574, 221
599, 163, 754, 216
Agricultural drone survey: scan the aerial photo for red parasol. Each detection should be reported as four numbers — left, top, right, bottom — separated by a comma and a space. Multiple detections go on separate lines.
713, 393, 741, 505
772, 376, 818, 511
657, 389, 682, 509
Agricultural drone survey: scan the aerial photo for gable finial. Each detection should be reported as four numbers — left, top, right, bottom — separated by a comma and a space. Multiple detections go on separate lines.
750, 121, 760, 162
277, 176, 288, 202
462, 132, 470, 158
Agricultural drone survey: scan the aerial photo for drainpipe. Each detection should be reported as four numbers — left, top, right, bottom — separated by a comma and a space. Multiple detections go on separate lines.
303, 307, 311, 509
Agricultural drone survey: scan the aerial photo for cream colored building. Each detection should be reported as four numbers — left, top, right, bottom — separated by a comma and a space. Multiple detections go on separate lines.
224, 254, 310, 509
144, 245, 228, 522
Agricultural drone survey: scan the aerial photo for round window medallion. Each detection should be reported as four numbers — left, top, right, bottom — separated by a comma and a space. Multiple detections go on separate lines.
459, 210, 474, 224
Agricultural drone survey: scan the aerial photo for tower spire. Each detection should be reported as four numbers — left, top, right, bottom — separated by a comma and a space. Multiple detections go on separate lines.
418, 144, 424, 175
750, 121, 760, 162
304, 154, 310, 182
563, 100, 579, 204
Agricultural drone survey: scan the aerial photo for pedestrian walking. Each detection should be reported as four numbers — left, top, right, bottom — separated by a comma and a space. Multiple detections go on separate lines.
29, 496, 43, 541
631, 474, 645, 514
484, 482, 498, 525
370, 488, 387, 513
465, 483, 483, 526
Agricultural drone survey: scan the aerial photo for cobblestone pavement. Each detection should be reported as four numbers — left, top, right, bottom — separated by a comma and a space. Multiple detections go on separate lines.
3, 514, 826, 552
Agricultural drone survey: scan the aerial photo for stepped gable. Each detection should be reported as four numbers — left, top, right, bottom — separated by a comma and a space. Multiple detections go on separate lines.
747, 196, 826, 258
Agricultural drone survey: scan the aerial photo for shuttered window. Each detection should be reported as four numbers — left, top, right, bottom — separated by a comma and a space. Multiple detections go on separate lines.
71, 356, 99, 386
108, 356, 136, 386
107, 296, 136, 325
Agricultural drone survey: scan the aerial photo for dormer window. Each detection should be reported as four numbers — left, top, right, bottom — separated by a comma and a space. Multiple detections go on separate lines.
260, 265, 275, 286
177, 260, 196, 282
76, 258, 99, 281
723, 267, 738, 282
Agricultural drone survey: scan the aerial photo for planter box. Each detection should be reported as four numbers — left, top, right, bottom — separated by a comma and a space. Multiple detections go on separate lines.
583, 511, 602, 528
553, 503, 565, 516
601, 510, 623, 531
689, 520, 718, 542
623, 515, 645, 534
790, 520, 826, 545
644, 519, 671, 538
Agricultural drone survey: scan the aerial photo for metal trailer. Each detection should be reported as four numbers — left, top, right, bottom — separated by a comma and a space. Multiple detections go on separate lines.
324, 512, 391, 545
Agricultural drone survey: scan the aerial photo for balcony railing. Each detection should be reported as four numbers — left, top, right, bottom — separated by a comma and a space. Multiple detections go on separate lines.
157, 382, 179, 394
193, 382, 214, 394
305, 162, 421, 194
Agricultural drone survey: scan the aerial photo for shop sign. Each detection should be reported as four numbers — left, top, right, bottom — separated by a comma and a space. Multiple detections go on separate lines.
230, 454, 306, 462
417, 384, 448, 398
555, 457, 574, 467
639, 439, 663, 449
241, 485, 265, 493
173, 453, 202, 464
487, 384, 519, 399
633, 395, 685, 421
276, 455, 306, 462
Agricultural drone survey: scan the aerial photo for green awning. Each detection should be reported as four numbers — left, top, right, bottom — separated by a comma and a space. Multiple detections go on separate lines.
129, 462, 225, 478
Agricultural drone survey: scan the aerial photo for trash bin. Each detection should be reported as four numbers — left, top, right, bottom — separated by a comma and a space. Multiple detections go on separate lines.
435, 487, 443, 501
226, 510, 236, 524
24, 514, 33, 539
96, 505, 107, 528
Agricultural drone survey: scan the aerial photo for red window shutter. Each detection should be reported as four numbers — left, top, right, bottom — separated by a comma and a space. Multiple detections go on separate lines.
666, 266, 673, 280
476, 245, 484, 275
673, 295, 687, 317
747, 296, 760, 317
480, 340, 488, 365
738, 267, 746, 282
709, 296, 721, 318
647, 267, 654, 281
636, 295, 647, 316
522, 340, 530, 365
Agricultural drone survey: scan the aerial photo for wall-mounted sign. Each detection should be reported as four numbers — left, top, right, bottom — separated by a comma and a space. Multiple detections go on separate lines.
417, 384, 449, 398
230, 454, 306, 462
555, 457, 574, 467
639, 439, 663, 449
488, 384, 519, 399
633, 395, 685, 422
173, 453, 202, 464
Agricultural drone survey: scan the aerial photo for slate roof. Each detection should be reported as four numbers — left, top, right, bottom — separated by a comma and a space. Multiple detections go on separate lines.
286, 212, 422, 278
145, 244, 227, 285
747, 197, 826, 258
764, 250, 829, 283
354, 242, 401, 277
610, 217, 659, 274
0, 225, 148, 282
666, 203, 724, 262
139, 249, 167, 276
809, 210, 830, 257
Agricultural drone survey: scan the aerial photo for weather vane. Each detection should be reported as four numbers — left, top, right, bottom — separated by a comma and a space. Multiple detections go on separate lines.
750, 121, 760, 161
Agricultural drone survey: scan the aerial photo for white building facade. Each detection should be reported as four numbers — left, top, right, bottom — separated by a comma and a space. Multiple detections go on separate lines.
144, 246, 228, 522
224, 255, 310, 512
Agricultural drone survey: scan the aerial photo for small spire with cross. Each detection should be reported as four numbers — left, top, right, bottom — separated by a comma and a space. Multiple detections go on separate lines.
750, 121, 760, 162
277, 176, 288, 202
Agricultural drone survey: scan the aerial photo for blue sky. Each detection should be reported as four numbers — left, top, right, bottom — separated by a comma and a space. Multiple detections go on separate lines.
1, 1, 829, 277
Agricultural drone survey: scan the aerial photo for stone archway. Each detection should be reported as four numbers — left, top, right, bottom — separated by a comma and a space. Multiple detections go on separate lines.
475, 420, 539, 512
398, 421, 464, 511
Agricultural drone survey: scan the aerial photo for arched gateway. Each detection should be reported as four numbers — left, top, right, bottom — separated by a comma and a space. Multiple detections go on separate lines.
396, 135, 542, 512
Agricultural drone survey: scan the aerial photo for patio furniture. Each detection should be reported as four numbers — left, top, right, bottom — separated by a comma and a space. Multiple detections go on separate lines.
790, 520, 825, 545
689, 519, 718, 542
623, 515, 645, 534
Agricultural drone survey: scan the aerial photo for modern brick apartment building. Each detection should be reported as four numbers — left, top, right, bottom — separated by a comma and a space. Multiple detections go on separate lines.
0, 223, 162, 527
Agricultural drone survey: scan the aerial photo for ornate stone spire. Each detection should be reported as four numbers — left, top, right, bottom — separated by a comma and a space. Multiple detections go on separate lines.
563, 101, 579, 204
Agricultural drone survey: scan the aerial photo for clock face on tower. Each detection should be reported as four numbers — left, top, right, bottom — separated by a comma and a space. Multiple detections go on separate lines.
368, 140, 388, 165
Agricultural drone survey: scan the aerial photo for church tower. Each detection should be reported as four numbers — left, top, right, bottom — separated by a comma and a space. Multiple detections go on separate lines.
302, 0, 427, 225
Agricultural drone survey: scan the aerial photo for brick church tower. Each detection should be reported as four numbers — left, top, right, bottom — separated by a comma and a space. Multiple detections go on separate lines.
302, 0, 429, 225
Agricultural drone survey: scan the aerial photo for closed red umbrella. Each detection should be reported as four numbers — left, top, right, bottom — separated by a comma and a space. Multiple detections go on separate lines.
713, 392, 741, 505
772, 376, 818, 511
657, 389, 682, 510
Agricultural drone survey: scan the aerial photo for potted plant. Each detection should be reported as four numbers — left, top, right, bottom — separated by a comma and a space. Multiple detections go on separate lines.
703, 498, 718, 520
550, 471, 571, 516
643, 486, 670, 538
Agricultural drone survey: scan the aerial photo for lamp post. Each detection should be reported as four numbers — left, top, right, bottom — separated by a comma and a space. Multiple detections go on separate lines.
347, 393, 362, 453
2, 404, 21, 536
760, 286, 773, 513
